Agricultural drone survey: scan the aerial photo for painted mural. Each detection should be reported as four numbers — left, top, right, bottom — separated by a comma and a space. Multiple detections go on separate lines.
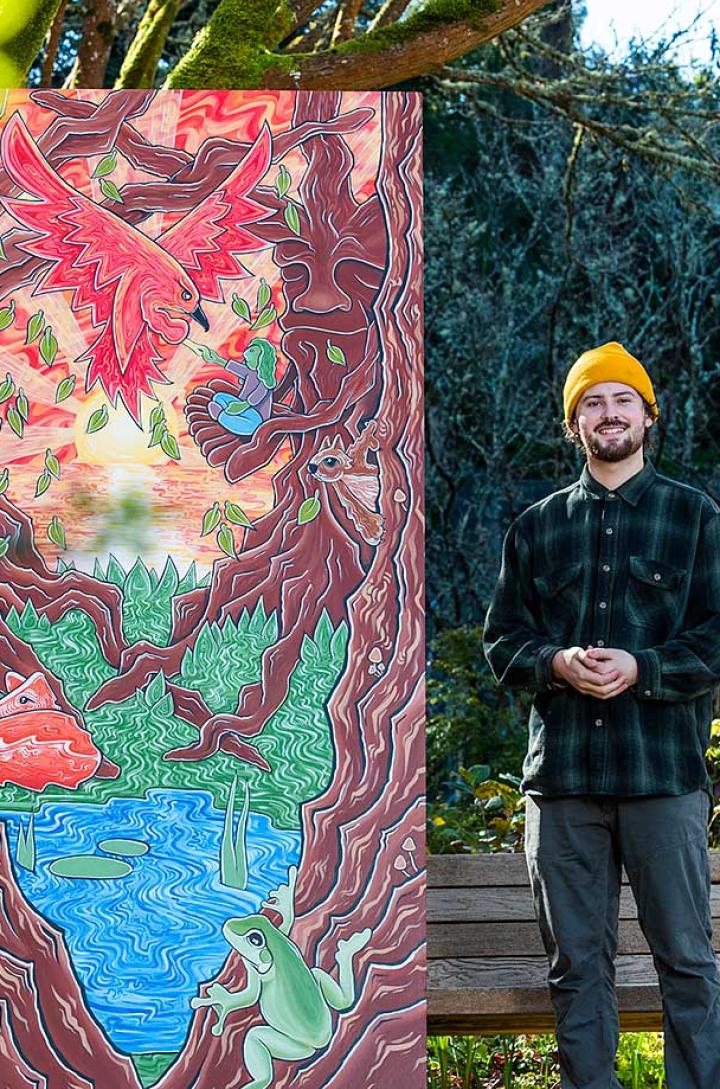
0, 89, 423, 1089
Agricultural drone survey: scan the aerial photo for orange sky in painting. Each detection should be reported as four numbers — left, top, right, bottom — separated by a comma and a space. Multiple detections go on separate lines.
0, 90, 382, 574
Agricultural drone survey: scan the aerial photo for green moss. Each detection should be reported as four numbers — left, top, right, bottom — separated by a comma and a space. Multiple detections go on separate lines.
115, 0, 183, 88
165, 0, 295, 90
333, 0, 500, 57
2, 0, 65, 86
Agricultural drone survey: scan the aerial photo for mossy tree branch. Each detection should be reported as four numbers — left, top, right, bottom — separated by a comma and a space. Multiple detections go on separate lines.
2, 0, 64, 85
115, 0, 183, 88
164, 0, 552, 91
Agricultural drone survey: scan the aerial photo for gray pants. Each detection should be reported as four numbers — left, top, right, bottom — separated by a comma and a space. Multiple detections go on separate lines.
524, 791, 720, 1089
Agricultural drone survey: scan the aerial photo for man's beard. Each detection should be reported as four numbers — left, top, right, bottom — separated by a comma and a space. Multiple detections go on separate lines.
584, 419, 645, 462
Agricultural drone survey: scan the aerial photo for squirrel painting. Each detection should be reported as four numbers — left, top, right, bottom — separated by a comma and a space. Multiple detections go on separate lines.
307, 421, 384, 546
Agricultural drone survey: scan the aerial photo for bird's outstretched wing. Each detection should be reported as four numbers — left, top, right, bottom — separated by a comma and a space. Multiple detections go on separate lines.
158, 125, 273, 303
0, 113, 141, 330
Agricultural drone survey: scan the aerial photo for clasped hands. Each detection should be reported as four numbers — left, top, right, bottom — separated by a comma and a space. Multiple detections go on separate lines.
551, 646, 638, 700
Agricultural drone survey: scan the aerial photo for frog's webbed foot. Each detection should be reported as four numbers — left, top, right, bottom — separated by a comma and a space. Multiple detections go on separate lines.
190, 983, 235, 1036
262, 864, 297, 935
314, 927, 372, 1012
337, 926, 371, 960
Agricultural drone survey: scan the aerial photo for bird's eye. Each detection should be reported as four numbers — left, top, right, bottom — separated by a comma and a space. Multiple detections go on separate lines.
324, 457, 338, 467
247, 931, 265, 948
19, 696, 30, 704
181, 289, 192, 301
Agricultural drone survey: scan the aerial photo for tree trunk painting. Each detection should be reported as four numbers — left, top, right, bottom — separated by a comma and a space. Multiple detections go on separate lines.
0, 90, 423, 1088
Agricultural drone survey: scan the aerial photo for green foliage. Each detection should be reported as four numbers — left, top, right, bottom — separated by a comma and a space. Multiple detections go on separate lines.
428, 1033, 666, 1088
91, 554, 202, 646
2, 598, 346, 830
427, 626, 528, 803
428, 764, 525, 855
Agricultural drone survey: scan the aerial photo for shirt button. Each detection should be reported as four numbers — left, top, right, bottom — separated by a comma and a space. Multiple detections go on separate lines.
607, 493, 616, 499
596, 640, 605, 647
644, 689, 652, 696
653, 573, 661, 581
599, 601, 607, 609
605, 527, 613, 535
595, 718, 604, 726
602, 564, 611, 572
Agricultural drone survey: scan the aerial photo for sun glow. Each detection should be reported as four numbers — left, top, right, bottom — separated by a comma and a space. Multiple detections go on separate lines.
74, 389, 182, 466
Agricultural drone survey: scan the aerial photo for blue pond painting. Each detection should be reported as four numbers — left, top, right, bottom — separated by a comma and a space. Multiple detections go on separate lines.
2, 790, 300, 1054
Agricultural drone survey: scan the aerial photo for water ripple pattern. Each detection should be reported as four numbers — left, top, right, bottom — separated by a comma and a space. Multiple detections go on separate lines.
0, 790, 300, 1054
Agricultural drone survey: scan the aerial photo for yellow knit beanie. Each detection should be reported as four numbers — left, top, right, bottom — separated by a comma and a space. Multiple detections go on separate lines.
563, 341, 659, 423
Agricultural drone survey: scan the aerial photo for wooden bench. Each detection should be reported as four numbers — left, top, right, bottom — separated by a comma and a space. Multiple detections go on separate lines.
428, 850, 720, 1035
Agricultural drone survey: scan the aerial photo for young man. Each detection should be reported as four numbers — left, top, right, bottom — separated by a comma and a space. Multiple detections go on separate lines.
483, 341, 720, 1089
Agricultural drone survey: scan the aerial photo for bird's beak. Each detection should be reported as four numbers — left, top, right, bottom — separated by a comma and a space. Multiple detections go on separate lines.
191, 304, 209, 332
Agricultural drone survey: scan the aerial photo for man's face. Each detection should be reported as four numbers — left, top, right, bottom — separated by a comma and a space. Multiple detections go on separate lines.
572, 382, 652, 462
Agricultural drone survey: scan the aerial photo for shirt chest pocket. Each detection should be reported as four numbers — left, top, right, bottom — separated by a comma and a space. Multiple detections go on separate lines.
533, 562, 583, 638
627, 556, 687, 634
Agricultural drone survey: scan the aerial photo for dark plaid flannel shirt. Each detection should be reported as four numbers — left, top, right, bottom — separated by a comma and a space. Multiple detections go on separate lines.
483, 459, 720, 800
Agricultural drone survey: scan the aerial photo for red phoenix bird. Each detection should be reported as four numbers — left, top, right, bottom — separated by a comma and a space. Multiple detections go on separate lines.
0, 113, 272, 423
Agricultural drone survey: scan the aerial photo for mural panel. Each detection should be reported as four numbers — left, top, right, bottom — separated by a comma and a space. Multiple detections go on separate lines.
0, 89, 423, 1088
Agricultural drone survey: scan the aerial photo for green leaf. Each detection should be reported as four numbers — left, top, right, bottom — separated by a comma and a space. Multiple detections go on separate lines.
25, 310, 44, 344
47, 516, 66, 549
0, 373, 13, 403
15, 390, 28, 421
146, 670, 166, 705
44, 449, 60, 479
149, 405, 165, 429
201, 503, 221, 536
93, 152, 117, 178
100, 178, 123, 203
185, 340, 227, 366
39, 326, 58, 366
6, 405, 23, 437
0, 300, 14, 331
284, 203, 301, 236
231, 294, 252, 323
0, 537, 8, 559
55, 374, 76, 403
125, 558, 152, 602
276, 165, 291, 198
250, 305, 276, 331
224, 501, 253, 528
35, 471, 50, 497
224, 399, 251, 415
160, 431, 180, 460
148, 422, 165, 447
298, 496, 321, 525
87, 404, 109, 433
256, 277, 271, 311
326, 341, 347, 366
0, 468, 9, 495
217, 524, 236, 557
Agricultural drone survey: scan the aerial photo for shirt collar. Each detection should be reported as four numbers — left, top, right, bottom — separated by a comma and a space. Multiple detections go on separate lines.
578, 458, 656, 506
